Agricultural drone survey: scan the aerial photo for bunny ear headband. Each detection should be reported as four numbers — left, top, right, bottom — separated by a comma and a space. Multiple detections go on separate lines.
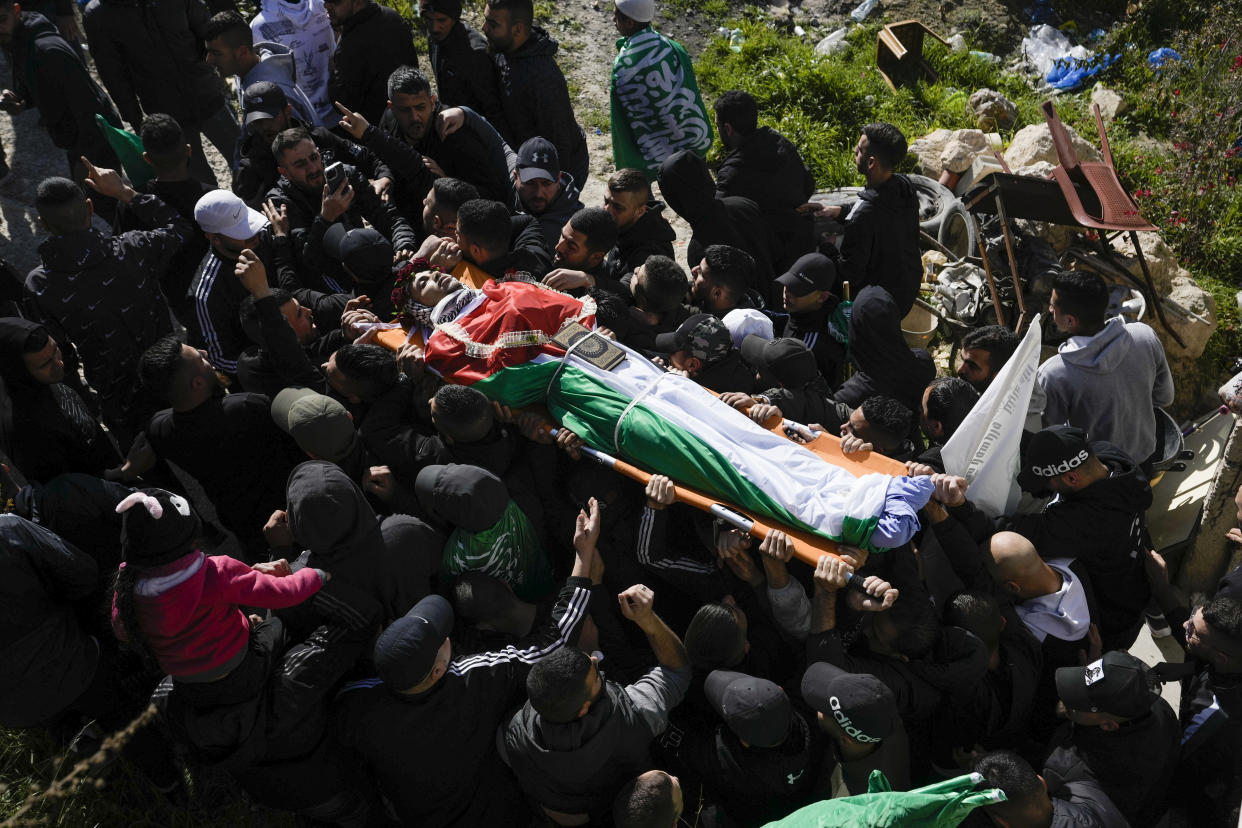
116, 491, 164, 519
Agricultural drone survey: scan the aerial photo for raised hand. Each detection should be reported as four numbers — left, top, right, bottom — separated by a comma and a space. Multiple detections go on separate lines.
262, 199, 290, 237
235, 248, 270, 297
574, 497, 602, 552
334, 100, 370, 140
81, 156, 134, 203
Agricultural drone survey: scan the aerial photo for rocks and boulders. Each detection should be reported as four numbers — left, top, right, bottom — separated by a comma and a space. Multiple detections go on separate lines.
1004, 122, 1103, 169
969, 88, 1018, 131
1090, 84, 1128, 122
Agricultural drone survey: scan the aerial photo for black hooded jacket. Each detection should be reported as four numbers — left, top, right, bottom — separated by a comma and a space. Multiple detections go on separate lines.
371, 104, 516, 218
233, 118, 393, 210
833, 285, 935, 412
660, 708, 828, 827
235, 293, 345, 398
268, 162, 416, 293
838, 173, 922, 316
114, 176, 212, 322
600, 200, 676, 291
25, 192, 194, 433
10, 12, 120, 159
332, 574, 591, 827
428, 20, 507, 136
284, 461, 443, 627
492, 27, 588, 184
0, 318, 120, 484
0, 514, 100, 728
328, 1, 419, 123
1045, 698, 1180, 828
82, 0, 223, 130
782, 301, 847, 385
145, 391, 304, 549
526, 172, 584, 251
501, 680, 657, 817
658, 150, 780, 303
716, 126, 816, 266
999, 442, 1153, 645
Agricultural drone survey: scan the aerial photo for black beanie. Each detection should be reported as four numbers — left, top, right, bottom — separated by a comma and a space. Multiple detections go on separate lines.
116, 489, 201, 567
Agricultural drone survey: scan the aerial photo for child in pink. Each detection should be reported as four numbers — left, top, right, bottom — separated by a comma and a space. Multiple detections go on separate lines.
111, 488, 327, 685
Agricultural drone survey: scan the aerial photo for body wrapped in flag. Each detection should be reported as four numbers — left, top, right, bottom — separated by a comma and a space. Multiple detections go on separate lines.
420, 279, 933, 551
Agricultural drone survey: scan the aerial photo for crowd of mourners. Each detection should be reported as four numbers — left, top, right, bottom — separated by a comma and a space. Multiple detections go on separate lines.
0, 0, 1240, 826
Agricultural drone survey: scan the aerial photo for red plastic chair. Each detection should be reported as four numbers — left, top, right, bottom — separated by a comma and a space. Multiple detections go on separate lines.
1041, 99, 1156, 231
1040, 99, 1184, 346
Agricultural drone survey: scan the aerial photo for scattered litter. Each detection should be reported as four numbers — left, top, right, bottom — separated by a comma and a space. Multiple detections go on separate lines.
1021, 25, 1089, 78
1047, 53, 1119, 91
793, 25, 806, 37
970, 51, 1001, 64
850, 0, 878, 23
727, 28, 745, 52
814, 27, 850, 56
1088, 28, 1107, 42
1148, 47, 1182, 69
948, 33, 967, 52
1020, 24, 1118, 90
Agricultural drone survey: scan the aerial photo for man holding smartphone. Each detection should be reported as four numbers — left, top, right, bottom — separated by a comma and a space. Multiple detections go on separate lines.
266, 126, 417, 294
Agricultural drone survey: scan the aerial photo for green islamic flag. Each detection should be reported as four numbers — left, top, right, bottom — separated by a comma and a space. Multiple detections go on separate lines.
610, 27, 714, 177
763, 771, 1004, 827
94, 114, 153, 188
441, 500, 555, 602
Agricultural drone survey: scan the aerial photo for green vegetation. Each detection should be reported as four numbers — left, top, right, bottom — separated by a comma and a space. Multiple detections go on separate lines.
693, 4, 1242, 390
662, 0, 731, 19
0, 724, 292, 827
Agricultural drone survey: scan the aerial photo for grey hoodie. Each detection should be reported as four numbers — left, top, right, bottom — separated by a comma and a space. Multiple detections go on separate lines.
1034, 316, 1174, 465
239, 41, 318, 127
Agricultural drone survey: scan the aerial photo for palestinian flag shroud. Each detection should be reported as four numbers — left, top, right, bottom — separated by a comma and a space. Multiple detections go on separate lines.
424, 281, 931, 551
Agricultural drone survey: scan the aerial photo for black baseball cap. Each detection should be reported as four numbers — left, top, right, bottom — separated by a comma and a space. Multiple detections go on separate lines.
243, 81, 289, 126
1017, 425, 1093, 493
415, 463, 508, 532
323, 224, 393, 277
374, 594, 454, 692
800, 661, 895, 744
653, 313, 732, 365
775, 253, 837, 298
704, 670, 792, 748
1055, 651, 1161, 719
740, 335, 819, 389
516, 137, 560, 183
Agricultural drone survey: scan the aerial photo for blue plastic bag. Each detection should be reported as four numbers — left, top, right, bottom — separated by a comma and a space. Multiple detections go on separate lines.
1148, 48, 1182, 69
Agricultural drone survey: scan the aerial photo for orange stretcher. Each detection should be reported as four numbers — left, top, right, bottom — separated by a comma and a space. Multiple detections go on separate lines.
373, 265, 907, 565
557, 418, 904, 567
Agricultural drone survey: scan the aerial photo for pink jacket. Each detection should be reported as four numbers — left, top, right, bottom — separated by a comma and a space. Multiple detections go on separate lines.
112, 551, 323, 680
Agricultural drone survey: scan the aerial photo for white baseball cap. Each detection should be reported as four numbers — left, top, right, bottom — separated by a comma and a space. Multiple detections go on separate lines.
615, 0, 654, 23
194, 190, 268, 240
722, 308, 774, 349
